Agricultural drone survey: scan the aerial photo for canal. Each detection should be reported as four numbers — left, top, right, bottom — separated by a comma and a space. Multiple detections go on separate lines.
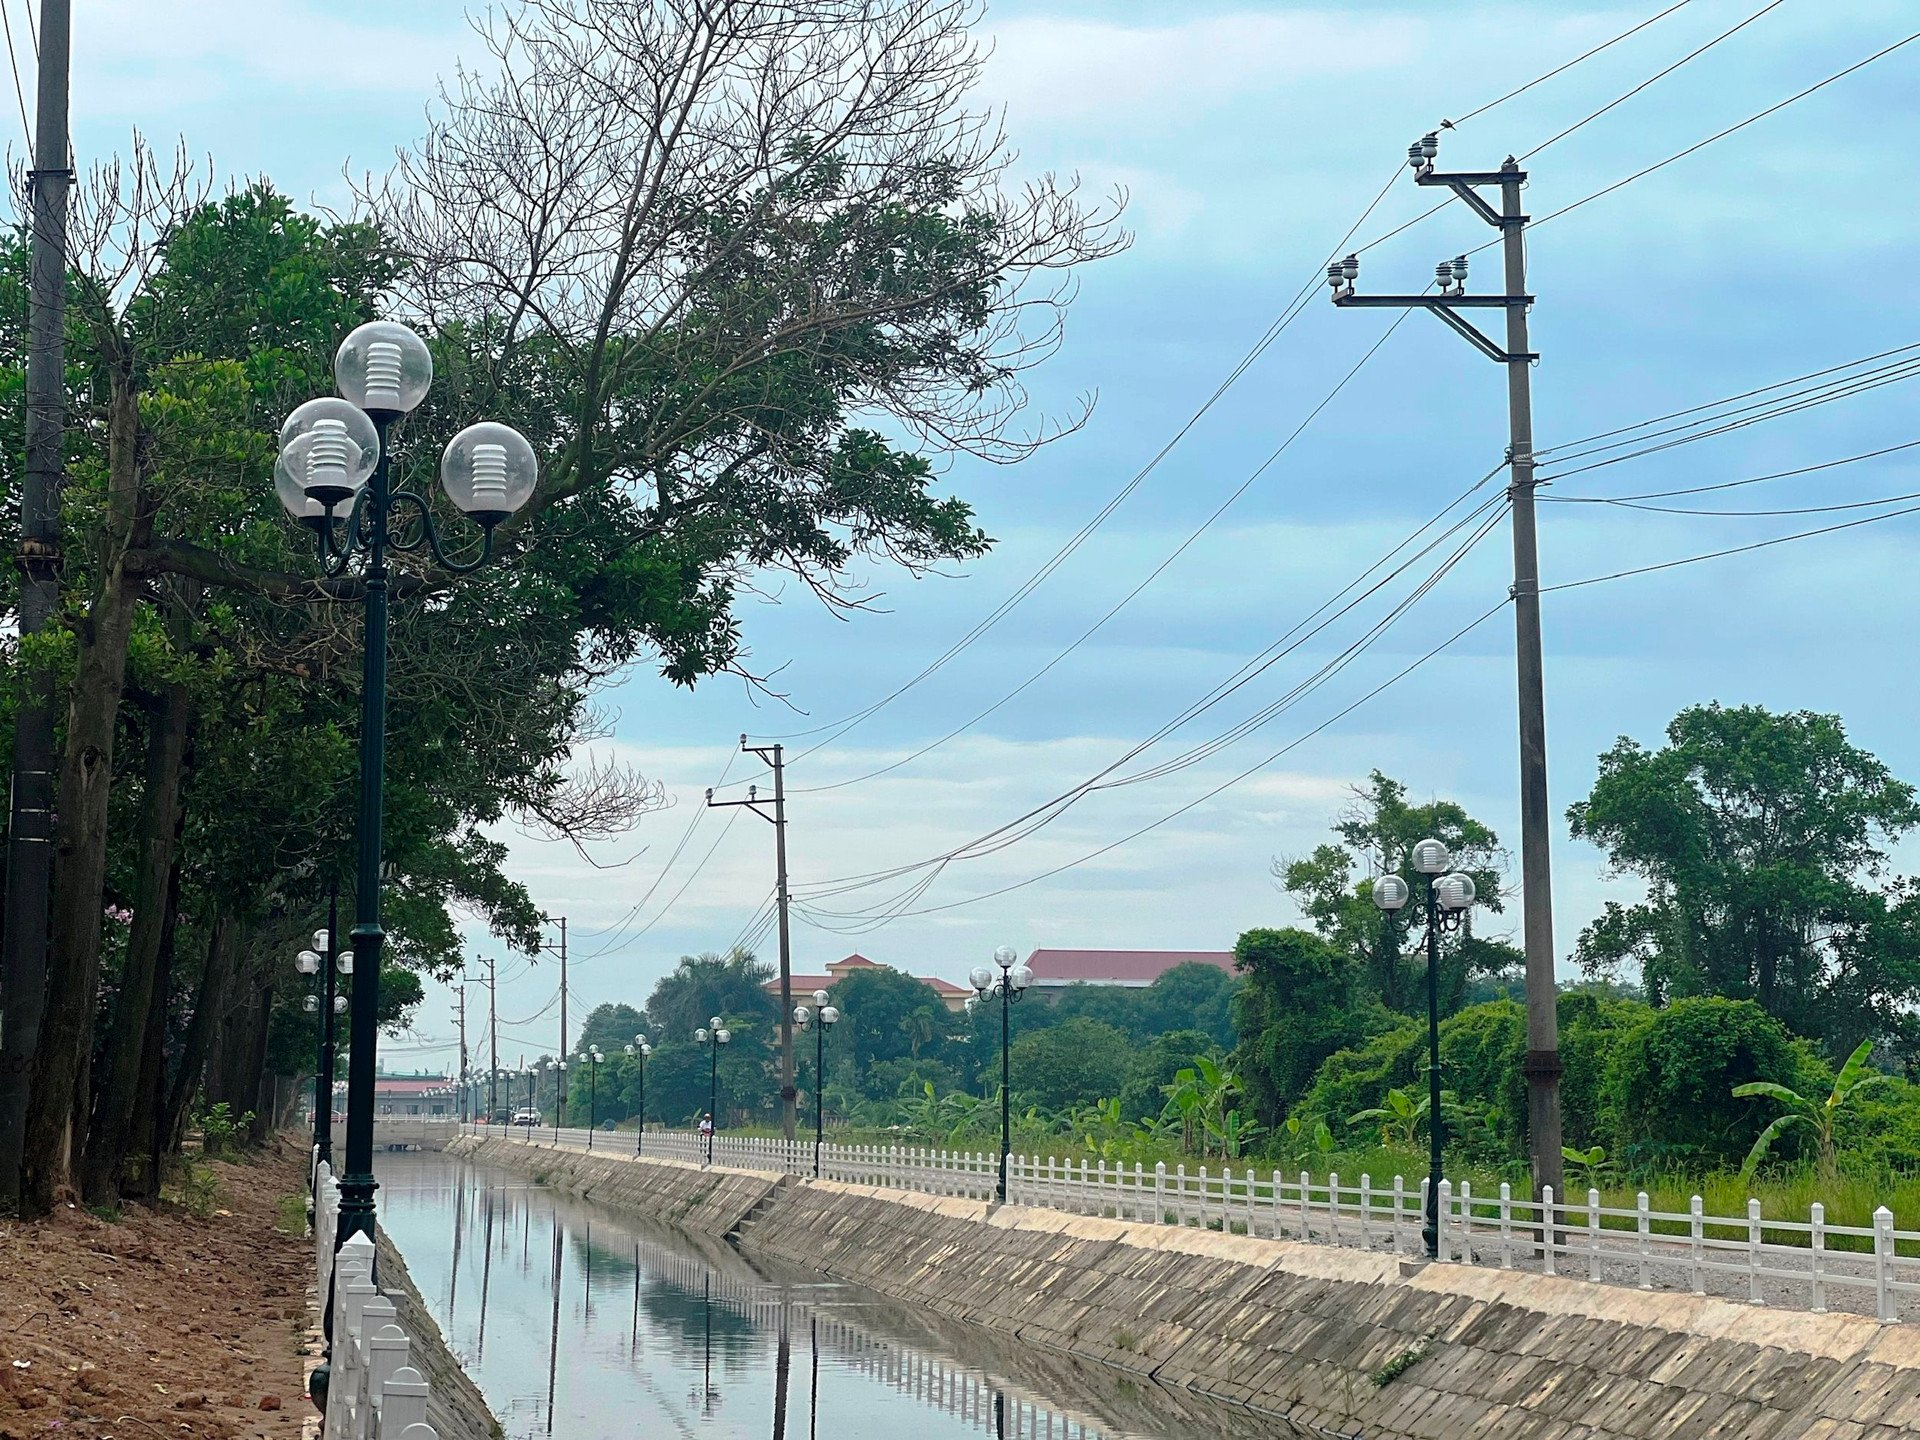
375, 1152, 1334, 1440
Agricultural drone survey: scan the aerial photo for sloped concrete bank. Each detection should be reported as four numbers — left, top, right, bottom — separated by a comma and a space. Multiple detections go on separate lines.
451, 1135, 1920, 1437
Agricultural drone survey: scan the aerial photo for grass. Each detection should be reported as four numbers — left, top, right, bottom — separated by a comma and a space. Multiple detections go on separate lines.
275, 1193, 310, 1237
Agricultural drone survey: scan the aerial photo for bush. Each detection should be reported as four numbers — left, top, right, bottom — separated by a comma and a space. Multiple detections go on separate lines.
1602, 997, 1817, 1172
1296, 1018, 1423, 1131
1556, 991, 1652, 1150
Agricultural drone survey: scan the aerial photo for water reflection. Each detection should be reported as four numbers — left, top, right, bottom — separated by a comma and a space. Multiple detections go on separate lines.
376, 1154, 1350, 1440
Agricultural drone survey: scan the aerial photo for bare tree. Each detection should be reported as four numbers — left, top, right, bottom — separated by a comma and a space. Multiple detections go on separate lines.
373, 0, 1127, 617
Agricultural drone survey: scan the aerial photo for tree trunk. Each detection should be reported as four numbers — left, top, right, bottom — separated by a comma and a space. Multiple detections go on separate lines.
22, 369, 147, 1216
80, 680, 192, 1204
123, 856, 181, 1204
162, 915, 239, 1155
241, 977, 274, 1146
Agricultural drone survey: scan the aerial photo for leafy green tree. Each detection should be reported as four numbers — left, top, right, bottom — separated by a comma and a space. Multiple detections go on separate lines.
826, 966, 954, 1095
1116, 1028, 1218, 1122
643, 950, 778, 1046
1279, 772, 1507, 1015
1602, 996, 1821, 1171
1232, 927, 1368, 1126
1570, 703, 1920, 1051
1136, 963, 1239, 1046
1005, 1018, 1132, 1112
1736, 1039, 1891, 1179
576, 1003, 649, 1059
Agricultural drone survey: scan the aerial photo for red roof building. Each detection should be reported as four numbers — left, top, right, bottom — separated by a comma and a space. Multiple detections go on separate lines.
1022, 948, 1235, 995
762, 953, 974, 1012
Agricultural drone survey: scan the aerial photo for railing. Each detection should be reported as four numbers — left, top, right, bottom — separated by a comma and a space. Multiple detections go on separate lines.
313, 1155, 448, 1438
460, 1122, 1920, 1322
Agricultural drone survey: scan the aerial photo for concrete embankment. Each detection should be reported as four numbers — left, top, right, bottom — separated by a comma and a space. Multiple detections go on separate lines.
451, 1134, 1920, 1437
373, 1227, 503, 1440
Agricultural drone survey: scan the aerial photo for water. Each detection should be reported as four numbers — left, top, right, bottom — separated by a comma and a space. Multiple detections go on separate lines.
375, 1153, 1318, 1440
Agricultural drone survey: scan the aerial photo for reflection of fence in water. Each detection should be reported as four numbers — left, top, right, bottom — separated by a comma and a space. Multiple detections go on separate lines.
629, 1236, 1111, 1440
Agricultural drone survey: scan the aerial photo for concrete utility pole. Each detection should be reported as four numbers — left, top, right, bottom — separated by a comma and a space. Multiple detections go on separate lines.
456, 985, 469, 1124
0, 0, 75, 1210
708, 737, 796, 1141
1330, 136, 1564, 1208
540, 914, 568, 1065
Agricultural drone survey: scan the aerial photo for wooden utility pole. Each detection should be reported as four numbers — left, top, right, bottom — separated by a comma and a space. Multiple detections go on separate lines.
1331, 137, 1563, 1206
708, 737, 796, 1141
0, 0, 75, 1210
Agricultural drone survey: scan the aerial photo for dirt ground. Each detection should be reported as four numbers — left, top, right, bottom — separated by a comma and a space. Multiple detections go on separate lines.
0, 1139, 314, 1440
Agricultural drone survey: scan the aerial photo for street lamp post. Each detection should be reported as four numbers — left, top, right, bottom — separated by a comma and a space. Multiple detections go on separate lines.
1371, 838, 1478, 1257
579, 1048, 603, 1148
624, 1036, 651, 1156
794, 991, 839, 1178
696, 1018, 731, 1165
549, 1060, 567, 1143
968, 946, 1031, 1203
297, 947, 322, 1171
275, 320, 537, 1252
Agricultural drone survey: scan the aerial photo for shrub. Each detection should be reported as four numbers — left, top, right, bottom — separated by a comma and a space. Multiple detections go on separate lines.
1602, 997, 1815, 1172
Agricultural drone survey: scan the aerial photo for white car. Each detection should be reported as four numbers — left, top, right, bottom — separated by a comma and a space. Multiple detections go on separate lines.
512, 1108, 541, 1126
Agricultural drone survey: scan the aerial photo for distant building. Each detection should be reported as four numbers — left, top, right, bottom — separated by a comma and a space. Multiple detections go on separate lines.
762, 952, 975, 1013
369, 1073, 455, 1117
1022, 949, 1235, 999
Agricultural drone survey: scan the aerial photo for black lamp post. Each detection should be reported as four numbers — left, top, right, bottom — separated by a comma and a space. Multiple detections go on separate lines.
275, 320, 537, 1252
696, 1018, 731, 1165
579, 1047, 603, 1148
794, 992, 839, 1178
624, 1035, 651, 1156
968, 945, 1031, 1203
1372, 839, 1478, 1257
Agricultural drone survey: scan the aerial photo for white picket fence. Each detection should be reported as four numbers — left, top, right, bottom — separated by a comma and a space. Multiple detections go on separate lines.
313, 1157, 447, 1438
467, 1120, 1920, 1322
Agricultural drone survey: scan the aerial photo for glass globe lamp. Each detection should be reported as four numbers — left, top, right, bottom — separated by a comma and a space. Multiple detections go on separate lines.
1437, 872, 1478, 911
277, 399, 380, 511
440, 422, 537, 522
1412, 838, 1452, 875
334, 321, 433, 414
295, 950, 321, 976
820, 1006, 839, 1027
1373, 874, 1411, 911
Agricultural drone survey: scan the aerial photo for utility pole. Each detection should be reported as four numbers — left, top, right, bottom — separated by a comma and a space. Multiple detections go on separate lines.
1330, 135, 1564, 1207
540, 916, 568, 1065
708, 736, 796, 1141
0, 0, 75, 1211
456, 986, 469, 1125
477, 955, 498, 1124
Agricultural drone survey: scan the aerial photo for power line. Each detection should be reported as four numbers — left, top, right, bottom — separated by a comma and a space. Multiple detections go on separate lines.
1447, 0, 1696, 126
791, 308, 1420, 795
0, 3, 31, 153
734, 0, 1708, 766
1537, 342, 1920, 459
796, 597, 1512, 930
1518, 0, 1789, 161
1544, 436, 1920, 504
1543, 501, 1920, 592
1527, 30, 1920, 236
791, 493, 1511, 928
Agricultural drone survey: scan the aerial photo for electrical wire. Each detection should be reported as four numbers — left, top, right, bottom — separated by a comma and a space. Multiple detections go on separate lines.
1537, 342, 1920, 459
734, 0, 1710, 765
795, 597, 1512, 930
785, 475, 1509, 905
1544, 437, 1920, 504
1447, 0, 1696, 127
791, 495, 1511, 927
0, 3, 31, 153
791, 308, 1420, 795
1518, 0, 1790, 160
1543, 500, 1920, 592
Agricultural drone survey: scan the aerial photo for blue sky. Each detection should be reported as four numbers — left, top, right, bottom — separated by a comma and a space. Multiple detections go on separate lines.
51, 0, 1920, 1071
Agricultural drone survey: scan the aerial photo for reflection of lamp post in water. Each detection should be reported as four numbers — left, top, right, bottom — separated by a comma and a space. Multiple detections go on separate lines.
545, 1214, 563, 1437
773, 1303, 791, 1440
809, 1314, 820, 1440
692, 1275, 721, 1416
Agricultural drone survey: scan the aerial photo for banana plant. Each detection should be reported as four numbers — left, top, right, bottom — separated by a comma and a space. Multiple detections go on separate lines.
1735, 1038, 1890, 1180
1349, 1087, 1426, 1149
1206, 1108, 1265, 1160
1282, 1114, 1336, 1164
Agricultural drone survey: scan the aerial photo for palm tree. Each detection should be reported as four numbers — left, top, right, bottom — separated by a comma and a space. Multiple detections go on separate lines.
1735, 1039, 1890, 1180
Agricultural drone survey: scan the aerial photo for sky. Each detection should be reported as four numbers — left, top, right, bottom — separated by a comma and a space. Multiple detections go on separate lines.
38, 0, 1920, 1074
